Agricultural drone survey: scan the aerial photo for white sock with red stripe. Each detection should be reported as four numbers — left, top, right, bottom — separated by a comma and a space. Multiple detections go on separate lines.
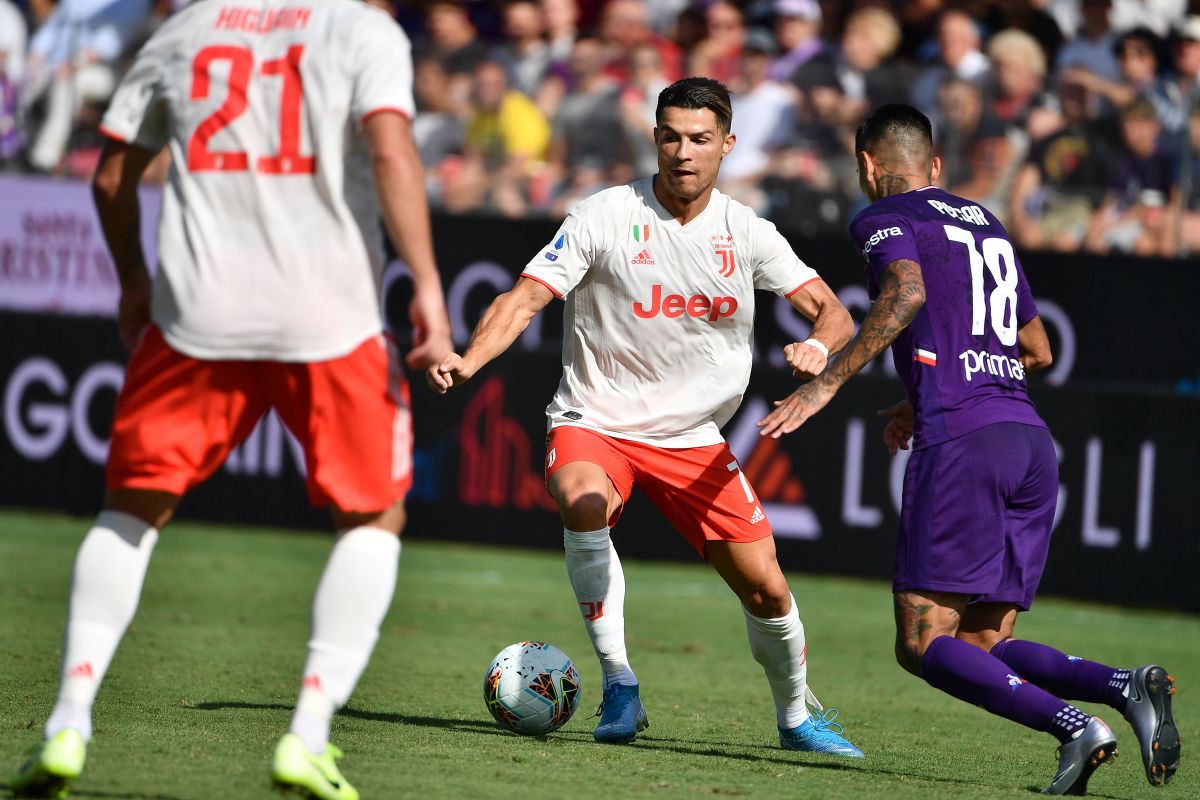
289, 526, 399, 754
46, 511, 159, 742
563, 527, 636, 688
744, 594, 810, 729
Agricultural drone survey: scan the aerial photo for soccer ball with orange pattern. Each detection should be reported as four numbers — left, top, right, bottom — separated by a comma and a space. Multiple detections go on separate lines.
483, 642, 580, 735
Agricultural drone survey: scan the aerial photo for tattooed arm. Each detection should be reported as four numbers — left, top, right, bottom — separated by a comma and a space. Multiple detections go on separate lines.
757, 258, 926, 438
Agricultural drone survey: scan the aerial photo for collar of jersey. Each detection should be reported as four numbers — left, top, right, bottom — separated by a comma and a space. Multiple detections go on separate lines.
642, 176, 722, 234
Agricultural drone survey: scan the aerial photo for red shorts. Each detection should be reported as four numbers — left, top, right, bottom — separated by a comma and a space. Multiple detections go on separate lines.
106, 326, 412, 512
544, 425, 771, 556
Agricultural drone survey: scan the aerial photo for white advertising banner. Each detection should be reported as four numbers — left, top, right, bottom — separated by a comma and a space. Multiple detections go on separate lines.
0, 175, 160, 317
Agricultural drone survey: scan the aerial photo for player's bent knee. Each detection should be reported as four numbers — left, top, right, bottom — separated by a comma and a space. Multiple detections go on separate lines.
550, 480, 612, 531
894, 638, 923, 677
332, 500, 406, 535
741, 578, 792, 619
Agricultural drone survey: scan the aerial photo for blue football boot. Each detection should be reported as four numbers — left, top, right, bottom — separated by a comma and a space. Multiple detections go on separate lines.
593, 682, 649, 744
779, 708, 864, 758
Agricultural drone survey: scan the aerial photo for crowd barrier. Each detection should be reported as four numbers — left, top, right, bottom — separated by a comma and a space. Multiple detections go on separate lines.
2, 176, 1197, 611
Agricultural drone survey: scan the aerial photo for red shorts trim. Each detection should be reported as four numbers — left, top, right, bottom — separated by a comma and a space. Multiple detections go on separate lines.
544, 426, 771, 556
106, 326, 412, 512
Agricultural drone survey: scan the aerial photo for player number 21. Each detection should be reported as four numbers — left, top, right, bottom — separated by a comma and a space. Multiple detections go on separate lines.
943, 225, 1019, 346
188, 44, 315, 174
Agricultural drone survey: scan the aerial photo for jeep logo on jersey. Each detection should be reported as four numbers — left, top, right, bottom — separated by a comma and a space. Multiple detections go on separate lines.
633, 284, 738, 321
862, 226, 903, 254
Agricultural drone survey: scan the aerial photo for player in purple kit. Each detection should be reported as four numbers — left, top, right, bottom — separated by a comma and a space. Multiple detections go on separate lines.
758, 105, 1180, 795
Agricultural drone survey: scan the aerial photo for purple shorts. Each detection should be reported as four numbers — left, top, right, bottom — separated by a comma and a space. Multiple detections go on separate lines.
894, 422, 1058, 610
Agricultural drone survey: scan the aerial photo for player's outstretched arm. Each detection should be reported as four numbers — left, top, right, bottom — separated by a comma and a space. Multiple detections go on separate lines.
426, 276, 555, 394
366, 111, 454, 371
93, 138, 159, 349
1017, 315, 1053, 375
758, 258, 926, 438
782, 278, 854, 379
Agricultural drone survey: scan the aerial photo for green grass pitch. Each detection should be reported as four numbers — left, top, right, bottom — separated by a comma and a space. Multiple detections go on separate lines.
1, 509, 1195, 799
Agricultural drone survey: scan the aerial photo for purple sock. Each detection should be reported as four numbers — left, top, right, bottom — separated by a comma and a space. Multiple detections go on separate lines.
922, 636, 1089, 743
990, 639, 1129, 710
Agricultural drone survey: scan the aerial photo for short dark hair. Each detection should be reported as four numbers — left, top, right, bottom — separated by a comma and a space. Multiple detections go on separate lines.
855, 104, 933, 160
656, 77, 733, 133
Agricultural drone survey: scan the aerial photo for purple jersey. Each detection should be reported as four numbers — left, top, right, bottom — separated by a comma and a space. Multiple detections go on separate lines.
849, 186, 1046, 449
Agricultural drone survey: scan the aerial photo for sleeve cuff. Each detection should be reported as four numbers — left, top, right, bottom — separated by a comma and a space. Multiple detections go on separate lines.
98, 125, 128, 142
520, 272, 564, 299
361, 106, 413, 124
784, 276, 822, 298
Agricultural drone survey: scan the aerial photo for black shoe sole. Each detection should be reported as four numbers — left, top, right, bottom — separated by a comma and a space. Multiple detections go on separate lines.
1141, 667, 1180, 787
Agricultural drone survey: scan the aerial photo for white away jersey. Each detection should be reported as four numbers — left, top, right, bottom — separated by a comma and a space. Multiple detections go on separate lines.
100, 0, 416, 361
522, 178, 821, 447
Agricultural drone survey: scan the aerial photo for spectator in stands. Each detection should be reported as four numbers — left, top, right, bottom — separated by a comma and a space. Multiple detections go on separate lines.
986, 29, 1051, 131
1159, 15, 1200, 138
547, 36, 632, 214
1164, 101, 1200, 255
982, 0, 1065, 69
20, 0, 149, 173
936, 77, 1019, 215
835, 6, 912, 124
444, 60, 550, 217
495, 0, 550, 98
1084, 97, 1173, 255
0, 0, 26, 163
543, 0, 579, 64
720, 27, 795, 211
910, 10, 990, 117
412, 56, 466, 186
769, 0, 831, 83
619, 42, 669, 175
598, 0, 682, 85
1054, 0, 1119, 82
688, 1, 744, 86
1009, 79, 1115, 251
1061, 27, 1167, 122
418, 0, 489, 111
1109, 0, 1185, 39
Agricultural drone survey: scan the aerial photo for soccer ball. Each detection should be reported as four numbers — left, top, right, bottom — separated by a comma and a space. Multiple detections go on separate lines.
483, 641, 581, 735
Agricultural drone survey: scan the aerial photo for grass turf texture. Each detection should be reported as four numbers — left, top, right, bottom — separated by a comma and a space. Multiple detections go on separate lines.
0, 510, 1195, 800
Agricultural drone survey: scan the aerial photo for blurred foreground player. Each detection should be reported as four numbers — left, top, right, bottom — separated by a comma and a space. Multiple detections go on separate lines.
758, 104, 1180, 795
11, 2, 452, 799
430, 77, 864, 756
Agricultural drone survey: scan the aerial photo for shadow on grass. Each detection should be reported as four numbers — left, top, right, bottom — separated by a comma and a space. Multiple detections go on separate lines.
191, 701, 1142, 797
0, 785, 188, 800
190, 700, 511, 736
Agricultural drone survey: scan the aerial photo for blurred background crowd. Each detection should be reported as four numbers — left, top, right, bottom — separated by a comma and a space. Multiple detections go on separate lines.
5, 0, 1200, 255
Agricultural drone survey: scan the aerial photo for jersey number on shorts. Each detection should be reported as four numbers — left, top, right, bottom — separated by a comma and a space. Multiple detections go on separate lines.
943, 225, 1019, 346
188, 45, 315, 175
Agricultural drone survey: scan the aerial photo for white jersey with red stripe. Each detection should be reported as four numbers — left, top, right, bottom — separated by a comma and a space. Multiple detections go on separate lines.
522, 177, 821, 447
100, 0, 415, 361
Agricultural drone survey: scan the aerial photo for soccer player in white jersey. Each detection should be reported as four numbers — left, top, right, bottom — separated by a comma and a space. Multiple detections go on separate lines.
429, 77, 863, 755
10, 3, 451, 799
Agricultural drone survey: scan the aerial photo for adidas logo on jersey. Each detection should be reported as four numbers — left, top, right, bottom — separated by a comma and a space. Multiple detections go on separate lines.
750, 506, 766, 524
631, 249, 655, 265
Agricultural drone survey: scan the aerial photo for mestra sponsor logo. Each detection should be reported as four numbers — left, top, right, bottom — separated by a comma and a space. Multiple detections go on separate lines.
862, 225, 903, 254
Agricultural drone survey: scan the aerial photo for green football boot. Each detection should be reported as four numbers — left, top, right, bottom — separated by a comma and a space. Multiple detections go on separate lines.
271, 734, 359, 800
11, 729, 86, 799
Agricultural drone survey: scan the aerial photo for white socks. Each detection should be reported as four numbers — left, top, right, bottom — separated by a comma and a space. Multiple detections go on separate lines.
289, 526, 400, 754
46, 511, 159, 742
563, 527, 636, 688
744, 594, 810, 729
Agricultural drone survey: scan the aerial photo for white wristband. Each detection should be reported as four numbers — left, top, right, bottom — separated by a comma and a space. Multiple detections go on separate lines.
803, 338, 829, 358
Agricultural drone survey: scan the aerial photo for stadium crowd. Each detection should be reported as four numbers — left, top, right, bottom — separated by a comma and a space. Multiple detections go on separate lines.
4, 0, 1200, 255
